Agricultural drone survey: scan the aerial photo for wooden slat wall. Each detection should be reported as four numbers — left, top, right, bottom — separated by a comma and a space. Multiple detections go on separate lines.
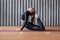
0, 0, 59, 26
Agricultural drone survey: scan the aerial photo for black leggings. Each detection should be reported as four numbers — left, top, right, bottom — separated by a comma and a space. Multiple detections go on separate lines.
26, 22, 45, 31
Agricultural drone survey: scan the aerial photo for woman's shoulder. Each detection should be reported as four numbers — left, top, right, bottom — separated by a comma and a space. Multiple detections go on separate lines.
35, 13, 39, 18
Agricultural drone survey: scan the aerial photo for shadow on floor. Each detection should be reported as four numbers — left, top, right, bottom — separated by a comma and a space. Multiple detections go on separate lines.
0, 29, 60, 32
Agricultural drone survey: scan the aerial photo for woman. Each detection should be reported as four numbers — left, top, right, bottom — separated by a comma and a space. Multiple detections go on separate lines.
20, 7, 45, 31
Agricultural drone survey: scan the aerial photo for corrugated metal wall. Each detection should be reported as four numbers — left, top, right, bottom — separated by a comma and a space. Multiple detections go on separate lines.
0, 0, 59, 26
0, 0, 1, 25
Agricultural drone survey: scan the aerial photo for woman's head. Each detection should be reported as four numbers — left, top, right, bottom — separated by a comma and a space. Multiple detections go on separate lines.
27, 7, 35, 15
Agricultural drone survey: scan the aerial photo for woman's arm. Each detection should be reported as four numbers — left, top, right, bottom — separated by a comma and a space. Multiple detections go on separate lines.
21, 13, 28, 31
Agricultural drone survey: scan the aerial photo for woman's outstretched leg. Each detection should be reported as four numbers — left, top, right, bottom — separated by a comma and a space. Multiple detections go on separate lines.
37, 18, 45, 30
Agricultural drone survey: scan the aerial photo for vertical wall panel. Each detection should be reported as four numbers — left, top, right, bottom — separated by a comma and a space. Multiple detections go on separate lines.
4, 0, 7, 26
17, 0, 20, 26
30, 0, 32, 7
35, 0, 38, 24
54, 0, 57, 26
10, 0, 11, 26
0, 0, 1, 26
49, 0, 51, 26
52, 0, 54, 25
57, 0, 58, 26
7, 0, 10, 26
46, 0, 49, 26
27, 0, 30, 9
24, 0, 27, 12
0, 0, 59, 26
21, 0, 24, 26
37, 0, 41, 25
20, 0, 21, 26
41, 0, 43, 21
1, 0, 4, 26
32, 0, 35, 8
38, 0, 41, 16
11, 0, 13, 26
14, 0, 18, 26
12, 0, 15, 26
58, 0, 60, 26
43, 0, 46, 25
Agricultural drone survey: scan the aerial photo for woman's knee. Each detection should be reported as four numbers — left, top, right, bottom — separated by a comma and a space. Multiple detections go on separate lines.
41, 27, 45, 30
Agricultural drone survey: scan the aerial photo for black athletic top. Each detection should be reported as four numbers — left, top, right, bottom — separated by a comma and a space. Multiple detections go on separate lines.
21, 11, 35, 30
